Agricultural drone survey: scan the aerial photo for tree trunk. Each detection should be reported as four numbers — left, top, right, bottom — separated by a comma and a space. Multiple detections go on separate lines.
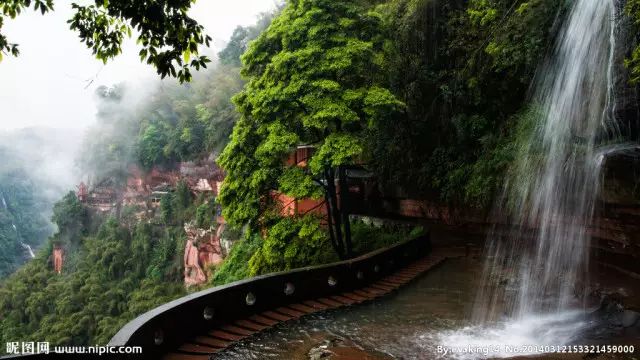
324, 169, 343, 258
338, 165, 353, 257
325, 167, 345, 259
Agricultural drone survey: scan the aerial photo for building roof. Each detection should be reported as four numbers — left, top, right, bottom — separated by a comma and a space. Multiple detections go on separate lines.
193, 178, 213, 192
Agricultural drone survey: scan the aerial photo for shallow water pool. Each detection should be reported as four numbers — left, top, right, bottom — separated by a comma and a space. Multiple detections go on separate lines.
217, 252, 639, 359
217, 257, 479, 359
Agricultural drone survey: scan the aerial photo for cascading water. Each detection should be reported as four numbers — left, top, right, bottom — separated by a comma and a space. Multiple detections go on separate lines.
1, 192, 35, 260
438, 0, 619, 357
476, 0, 617, 321
20, 238, 36, 259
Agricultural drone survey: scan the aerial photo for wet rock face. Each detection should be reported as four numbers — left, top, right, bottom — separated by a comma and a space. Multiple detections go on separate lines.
184, 222, 225, 286
622, 310, 640, 328
590, 292, 640, 330
595, 293, 625, 317
600, 150, 640, 206
592, 151, 640, 276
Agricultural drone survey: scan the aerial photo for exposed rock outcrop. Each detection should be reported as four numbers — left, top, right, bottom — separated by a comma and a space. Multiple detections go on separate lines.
53, 246, 63, 274
184, 222, 225, 287
77, 161, 224, 215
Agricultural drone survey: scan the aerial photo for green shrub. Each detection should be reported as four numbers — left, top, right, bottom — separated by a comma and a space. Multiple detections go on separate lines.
350, 219, 424, 255
210, 235, 261, 285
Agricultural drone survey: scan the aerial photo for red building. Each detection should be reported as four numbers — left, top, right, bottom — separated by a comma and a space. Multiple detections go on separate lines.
275, 146, 328, 218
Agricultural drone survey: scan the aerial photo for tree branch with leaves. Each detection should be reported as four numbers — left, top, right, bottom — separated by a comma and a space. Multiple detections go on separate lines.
0, 0, 211, 82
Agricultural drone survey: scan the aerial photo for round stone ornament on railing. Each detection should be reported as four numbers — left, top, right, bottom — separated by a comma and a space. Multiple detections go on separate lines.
203, 307, 215, 320
154, 329, 164, 346
246, 292, 256, 306
284, 282, 295, 295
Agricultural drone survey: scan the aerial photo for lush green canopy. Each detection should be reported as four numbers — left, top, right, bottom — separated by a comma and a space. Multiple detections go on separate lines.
0, 0, 211, 82
369, 0, 566, 207
218, 0, 404, 271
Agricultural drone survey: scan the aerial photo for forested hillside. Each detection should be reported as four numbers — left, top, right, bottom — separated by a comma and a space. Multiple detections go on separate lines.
2, 0, 639, 351
0, 12, 276, 348
0, 168, 50, 278
0, 128, 82, 278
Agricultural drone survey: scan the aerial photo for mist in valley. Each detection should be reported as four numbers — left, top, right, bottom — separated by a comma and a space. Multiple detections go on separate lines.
0, 1, 280, 278
0, 127, 83, 276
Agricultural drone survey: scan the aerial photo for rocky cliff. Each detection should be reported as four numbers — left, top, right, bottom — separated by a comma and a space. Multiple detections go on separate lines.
72, 159, 230, 286
183, 222, 226, 286
53, 246, 63, 274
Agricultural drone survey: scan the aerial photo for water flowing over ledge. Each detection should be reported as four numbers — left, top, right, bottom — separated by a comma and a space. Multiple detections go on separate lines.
452, 0, 625, 356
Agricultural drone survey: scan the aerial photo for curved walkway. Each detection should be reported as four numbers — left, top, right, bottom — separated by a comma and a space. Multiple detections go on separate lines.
165, 254, 447, 360
109, 235, 467, 360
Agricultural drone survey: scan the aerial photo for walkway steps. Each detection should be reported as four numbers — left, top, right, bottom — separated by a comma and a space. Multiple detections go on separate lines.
162, 254, 448, 360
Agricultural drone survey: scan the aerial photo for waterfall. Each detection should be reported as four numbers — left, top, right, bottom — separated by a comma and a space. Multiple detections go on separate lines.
474, 0, 617, 322
2, 193, 36, 260
438, 0, 619, 357
13, 217, 36, 260
20, 242, 36, 259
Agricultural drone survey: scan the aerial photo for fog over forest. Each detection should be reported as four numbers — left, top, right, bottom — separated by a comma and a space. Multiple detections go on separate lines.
0, 1, 280, 277
0, 0, 279, 188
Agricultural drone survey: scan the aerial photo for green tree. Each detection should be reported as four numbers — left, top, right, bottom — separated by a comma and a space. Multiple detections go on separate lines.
78, 85, 140, 182
159, 194, 174, 225
0, 170, 53, 277
218, 0, 404, 266
195, 198, 217, 229
137, 124, 169, 169
51, 192, 88, 246
218, 26, 250, 67
0, 0, 211, 82
173, 181, 192, 212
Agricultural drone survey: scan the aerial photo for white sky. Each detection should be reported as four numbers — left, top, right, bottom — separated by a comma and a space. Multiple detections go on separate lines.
0, 1, 279, 130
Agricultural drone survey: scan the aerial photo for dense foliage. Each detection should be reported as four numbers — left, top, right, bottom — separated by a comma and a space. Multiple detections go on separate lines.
0, 212, 185, 346
79, 13, 275, 177
215, 0, 568, 279
77, 65, 242, 178
218, 0, 404, 268
0, 180, 224, 346
626, 0, 640, 84
0, 12, 276, 348
0, 0, 210, 82
370, 0, 566, 208
209, 220, 423, 285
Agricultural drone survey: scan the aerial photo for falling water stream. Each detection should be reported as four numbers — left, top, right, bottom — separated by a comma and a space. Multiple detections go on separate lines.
439, 0, 621, 357
475, 0, 617, 320
1, 192, 36, 259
